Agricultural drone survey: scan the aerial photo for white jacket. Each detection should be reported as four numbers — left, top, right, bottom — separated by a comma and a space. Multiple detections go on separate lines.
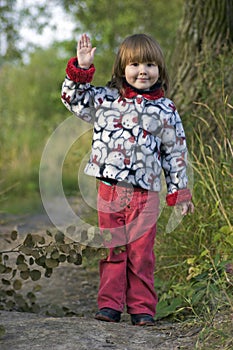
61, 57, 192, 205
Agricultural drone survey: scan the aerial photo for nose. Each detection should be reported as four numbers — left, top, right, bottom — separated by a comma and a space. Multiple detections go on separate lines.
139, 64, 147, 75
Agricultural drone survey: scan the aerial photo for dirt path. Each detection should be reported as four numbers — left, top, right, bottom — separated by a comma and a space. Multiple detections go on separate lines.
0, 262, 201, 350
0, 211, 230, 349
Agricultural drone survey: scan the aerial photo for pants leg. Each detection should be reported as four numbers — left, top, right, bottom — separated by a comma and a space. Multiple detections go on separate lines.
126, 225, 157, 316
97, 181, 159, 315
97, 182, 128, 312
98, 249, 127, 312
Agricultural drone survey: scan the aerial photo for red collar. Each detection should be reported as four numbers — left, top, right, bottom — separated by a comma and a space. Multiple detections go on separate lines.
122, 84, 164, 100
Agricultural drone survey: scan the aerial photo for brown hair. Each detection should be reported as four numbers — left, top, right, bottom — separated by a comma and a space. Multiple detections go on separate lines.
108, 34, 169, 95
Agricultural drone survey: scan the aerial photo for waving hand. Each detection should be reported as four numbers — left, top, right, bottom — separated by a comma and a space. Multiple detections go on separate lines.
77, 33, 96, 69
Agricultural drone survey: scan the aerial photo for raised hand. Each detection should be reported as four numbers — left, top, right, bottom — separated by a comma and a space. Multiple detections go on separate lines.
77, 33, 96, 69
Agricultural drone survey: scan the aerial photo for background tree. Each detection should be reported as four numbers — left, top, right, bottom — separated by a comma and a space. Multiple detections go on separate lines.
0, 0, 52, 63
0, 0, 22, 62
171, 0, 233, 114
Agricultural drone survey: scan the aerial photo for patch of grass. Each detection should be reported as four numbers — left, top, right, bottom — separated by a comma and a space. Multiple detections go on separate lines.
154, 94, 233, 338
194, 309, 233, 349
0, 192, 43, 215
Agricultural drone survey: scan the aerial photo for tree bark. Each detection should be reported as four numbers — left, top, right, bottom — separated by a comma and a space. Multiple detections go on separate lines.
171, 0, 233, 111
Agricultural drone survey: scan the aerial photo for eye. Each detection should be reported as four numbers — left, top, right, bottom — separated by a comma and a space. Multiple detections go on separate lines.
130, 62, 139, 67
147, 63, 157, 67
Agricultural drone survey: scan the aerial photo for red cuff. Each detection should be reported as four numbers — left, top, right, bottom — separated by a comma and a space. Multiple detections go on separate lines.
66, 57, 95, 83
166, 189, 192, 206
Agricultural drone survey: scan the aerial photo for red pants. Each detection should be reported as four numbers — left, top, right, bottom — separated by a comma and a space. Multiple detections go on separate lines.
97, 181, 159, 316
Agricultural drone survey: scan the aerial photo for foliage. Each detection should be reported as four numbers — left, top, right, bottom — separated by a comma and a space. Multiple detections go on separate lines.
0, 229, 107, 314
1, 0, 183, 69
60, 0, 183, 49
0, 45, 74, 208
0, 0, 53, 62
154, 95, 233, 321
152, 11, 233, 322
155, 248, 233, 319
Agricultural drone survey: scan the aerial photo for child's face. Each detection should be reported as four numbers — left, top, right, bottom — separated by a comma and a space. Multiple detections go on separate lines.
124, 62, 159, 90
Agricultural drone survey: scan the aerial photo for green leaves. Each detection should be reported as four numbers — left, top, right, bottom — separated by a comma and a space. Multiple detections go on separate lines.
155, 297, 183, 320
30, 270, 41, 281
10, 230, 18, 241
13, 280, 22, 291
55, 231, 65, 244
0, 228, 106, 313
45, 258, 59, 269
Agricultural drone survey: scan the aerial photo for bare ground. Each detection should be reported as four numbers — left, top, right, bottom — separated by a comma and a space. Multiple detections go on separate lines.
0, 211, 232, 350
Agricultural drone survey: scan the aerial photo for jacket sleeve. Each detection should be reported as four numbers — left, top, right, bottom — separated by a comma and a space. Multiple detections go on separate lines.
160, 101, 192, 206
61, 57, 104, 124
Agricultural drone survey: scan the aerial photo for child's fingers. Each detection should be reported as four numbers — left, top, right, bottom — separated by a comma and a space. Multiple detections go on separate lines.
81, 34, 88, 47
76, 33, 96, 67
77, 34, 88, 50
91, 47, 97, 57
181, 202, 194, 215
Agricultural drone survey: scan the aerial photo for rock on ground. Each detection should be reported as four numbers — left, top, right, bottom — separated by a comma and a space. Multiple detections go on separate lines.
0, 309, 201, 350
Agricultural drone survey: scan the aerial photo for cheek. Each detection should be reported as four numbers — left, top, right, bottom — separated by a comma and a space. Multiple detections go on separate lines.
152, 70, 159, 82
125, 71, 132, 82
125, 66, 135, 78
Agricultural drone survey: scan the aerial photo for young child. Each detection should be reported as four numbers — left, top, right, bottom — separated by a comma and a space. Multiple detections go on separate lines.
61, 33, 194, 326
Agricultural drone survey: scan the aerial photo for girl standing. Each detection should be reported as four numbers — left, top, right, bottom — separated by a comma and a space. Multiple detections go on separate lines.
61, 33, 194, 326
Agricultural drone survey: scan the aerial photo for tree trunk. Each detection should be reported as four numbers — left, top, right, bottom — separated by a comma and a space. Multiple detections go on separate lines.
171, 0, 233, 111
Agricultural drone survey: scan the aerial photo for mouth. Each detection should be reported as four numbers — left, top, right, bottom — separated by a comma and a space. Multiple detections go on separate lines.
137, 78, 148, 82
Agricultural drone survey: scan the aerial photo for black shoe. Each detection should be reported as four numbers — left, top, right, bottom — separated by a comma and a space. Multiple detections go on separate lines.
131, 314, 155, 326
95, 308, 121, 323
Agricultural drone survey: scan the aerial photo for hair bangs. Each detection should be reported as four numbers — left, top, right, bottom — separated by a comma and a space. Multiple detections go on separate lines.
122, 36, 163, 67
